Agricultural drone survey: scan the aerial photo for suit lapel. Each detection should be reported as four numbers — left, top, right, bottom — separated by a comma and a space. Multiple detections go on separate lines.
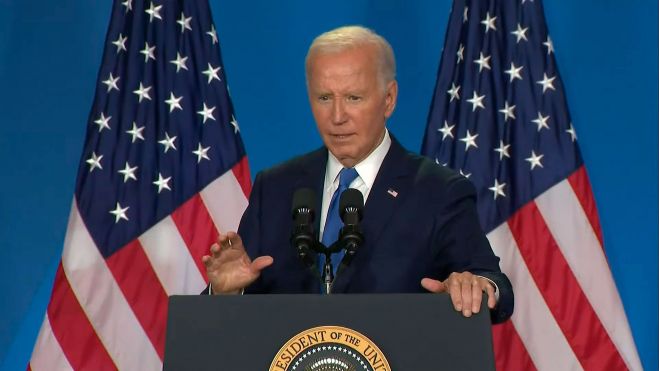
294, 148, 328, 234
333, 138, 416, 291
290, 147, 327, 290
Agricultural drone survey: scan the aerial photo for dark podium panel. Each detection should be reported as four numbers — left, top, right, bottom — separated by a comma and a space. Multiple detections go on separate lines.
164, 294, 495, 370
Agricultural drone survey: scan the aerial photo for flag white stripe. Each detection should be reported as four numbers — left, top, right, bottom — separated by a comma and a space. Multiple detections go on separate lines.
29, 316, 73, 371
200, 171, 249, 234
62, 202, 162, 370
139, 216, 207, 295
488, 223, 583, 371
535, 180, 642, 370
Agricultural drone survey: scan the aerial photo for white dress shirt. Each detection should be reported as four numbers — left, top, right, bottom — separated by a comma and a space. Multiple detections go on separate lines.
318, 129, 391, 241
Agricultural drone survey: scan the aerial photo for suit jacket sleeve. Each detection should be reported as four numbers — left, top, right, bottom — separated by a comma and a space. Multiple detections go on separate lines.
427, 172, 513, 323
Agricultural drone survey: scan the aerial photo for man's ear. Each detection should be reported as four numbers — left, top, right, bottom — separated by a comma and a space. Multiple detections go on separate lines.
384, 80, 398, 119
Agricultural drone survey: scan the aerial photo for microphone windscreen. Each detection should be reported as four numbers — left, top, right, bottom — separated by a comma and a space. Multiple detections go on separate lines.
291, 188, 316, 217
339, 188, 364, 221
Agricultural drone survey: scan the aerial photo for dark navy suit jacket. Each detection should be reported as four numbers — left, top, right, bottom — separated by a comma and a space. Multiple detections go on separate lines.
239, 137, 513, 323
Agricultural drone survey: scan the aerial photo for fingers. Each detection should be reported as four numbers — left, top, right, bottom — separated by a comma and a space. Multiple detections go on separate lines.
207, 231, 245, 261
202, 230, 272, 295
420, 278, 447, 293
485, 282, 497, 309
203, 231, 248, 281
217, 231, 244, 249
436, 272, 494, 318
251, 256, 274, 273
470, 278, 482, 314
447, 274, 464, 314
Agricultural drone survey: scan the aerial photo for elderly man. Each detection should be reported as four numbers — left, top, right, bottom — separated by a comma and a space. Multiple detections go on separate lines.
202, 25, 513, 323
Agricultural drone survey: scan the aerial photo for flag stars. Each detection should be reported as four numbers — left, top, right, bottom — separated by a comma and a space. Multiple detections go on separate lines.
112, 33, 127, 53
459, 169, 472, 178
488, 179, 506, 200
494, 140, 511, 160
121, 0, 132, 13
177, 12, 192, 33
447, 82, 461, 102
170, 52, 189, 73
526, 150, 544, 170
463, 6, 469, 23
118, 162, 138, 182
467, 90, 485, 111
499, 101, 516, 121
145, 2, 162, 23
153, 173, 172, 193
481, 12, 497, 33
165, 92, 183, 112
207, 25, 219, 44
459, 130, 479, 151
197, 103, 216, 123
504, 62, 523, 82
158, 132, 177, 153
133, 82, 152, 103
532, 111, 550, 131
140, 42, 156, 63
94, 112, 111, 132
566, 123, 578, 142
438, 120, 455, 140
230, 115, 240, 133
193, 143, 211, 163
537, 73, 556, 93
102, 73, 120, 92
126, 122, 145, 143
202, 63, 222, 84
456, 44, 464, 63
511, 23, 529, 43
86, 152, 103, 172
109, 202, 129, 223
473, 52, 491, 72
543, 36, 554, 55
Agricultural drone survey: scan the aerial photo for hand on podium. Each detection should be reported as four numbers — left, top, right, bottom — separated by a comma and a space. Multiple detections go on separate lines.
201, 231, 273, 295
421, 272, 497, 318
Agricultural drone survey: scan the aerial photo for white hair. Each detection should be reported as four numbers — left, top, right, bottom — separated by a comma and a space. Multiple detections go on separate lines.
305, 25, 396, 87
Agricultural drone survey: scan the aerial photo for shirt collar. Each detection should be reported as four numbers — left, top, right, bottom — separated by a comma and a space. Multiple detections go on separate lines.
325, 129, 392, 190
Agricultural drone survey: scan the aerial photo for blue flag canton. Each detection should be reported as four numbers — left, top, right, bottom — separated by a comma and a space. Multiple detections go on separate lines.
422, 0, 583, 233
75, 0, 246, 257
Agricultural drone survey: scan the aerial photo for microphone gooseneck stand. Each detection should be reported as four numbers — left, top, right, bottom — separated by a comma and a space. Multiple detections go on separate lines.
290, 187, 364, 294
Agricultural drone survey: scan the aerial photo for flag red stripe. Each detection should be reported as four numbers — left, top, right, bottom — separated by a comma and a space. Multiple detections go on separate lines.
568, 166, 605, 248
171, 194, 219, 279
47, 264, 116, 370
508, 202, 628, 370
492, 321, 537, 371
105, 240, 169, 359
232, 156, 252, 197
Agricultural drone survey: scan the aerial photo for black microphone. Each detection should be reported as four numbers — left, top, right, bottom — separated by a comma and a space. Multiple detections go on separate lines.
290, 188, 318, 270
338, 188, 364, 267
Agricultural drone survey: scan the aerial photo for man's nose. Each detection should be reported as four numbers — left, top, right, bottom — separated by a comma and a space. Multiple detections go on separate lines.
331, 100, 347, 124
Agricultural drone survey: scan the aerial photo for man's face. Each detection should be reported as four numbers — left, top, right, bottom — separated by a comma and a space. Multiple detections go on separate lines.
306, 45, 397, 168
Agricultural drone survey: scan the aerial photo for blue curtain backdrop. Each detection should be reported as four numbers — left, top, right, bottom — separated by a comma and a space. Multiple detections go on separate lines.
0, 1, 656, 369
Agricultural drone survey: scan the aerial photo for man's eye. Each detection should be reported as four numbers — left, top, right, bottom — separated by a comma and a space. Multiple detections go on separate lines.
347, 95, 362, 102
318, 95, 330, 102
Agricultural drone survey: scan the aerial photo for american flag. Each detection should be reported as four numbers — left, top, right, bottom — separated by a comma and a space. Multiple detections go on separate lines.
28, 1, 251, 369
422, 0, 642, 370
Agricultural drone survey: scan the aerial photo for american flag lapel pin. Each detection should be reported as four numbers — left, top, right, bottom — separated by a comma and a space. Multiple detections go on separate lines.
387, 188, 398, 198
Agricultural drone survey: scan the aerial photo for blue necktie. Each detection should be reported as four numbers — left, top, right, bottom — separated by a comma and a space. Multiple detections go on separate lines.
321, 167, 359, 276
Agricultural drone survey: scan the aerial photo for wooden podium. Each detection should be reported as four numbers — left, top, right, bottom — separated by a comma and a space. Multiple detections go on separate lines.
164, 294, 495, 370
